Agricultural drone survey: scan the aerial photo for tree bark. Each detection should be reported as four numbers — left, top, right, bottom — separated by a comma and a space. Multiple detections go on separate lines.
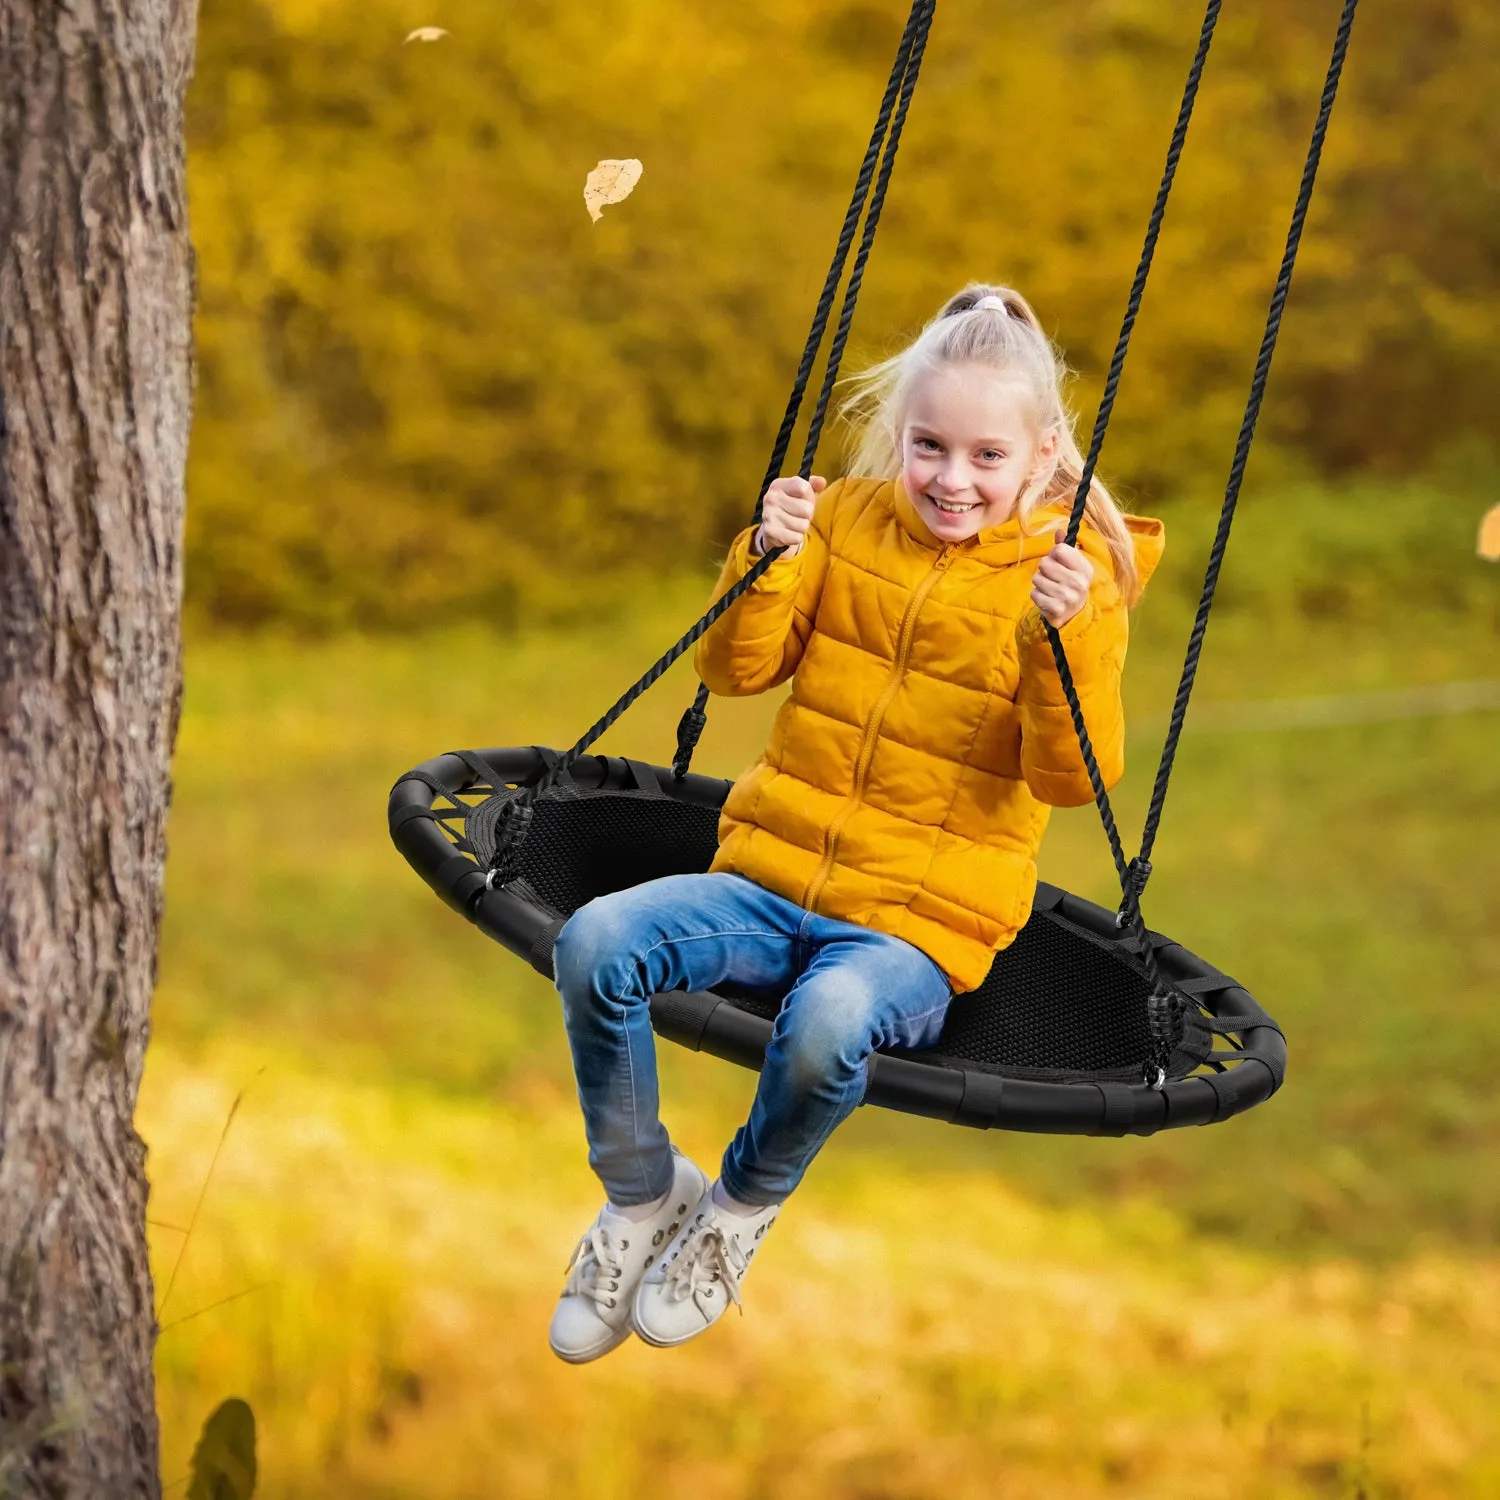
0, 2, 196, 1495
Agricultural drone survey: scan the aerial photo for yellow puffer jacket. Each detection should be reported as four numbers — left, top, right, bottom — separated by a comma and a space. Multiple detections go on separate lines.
693, 476, 1165, 995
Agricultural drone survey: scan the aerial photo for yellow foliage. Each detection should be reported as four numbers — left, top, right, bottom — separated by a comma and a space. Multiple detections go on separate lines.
183, 0, 1500, 628
143, 588, 1500, 1492
145, 1040, 1500, 1497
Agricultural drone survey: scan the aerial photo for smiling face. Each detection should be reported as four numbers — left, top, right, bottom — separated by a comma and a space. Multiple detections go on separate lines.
898, 362, 1058, 542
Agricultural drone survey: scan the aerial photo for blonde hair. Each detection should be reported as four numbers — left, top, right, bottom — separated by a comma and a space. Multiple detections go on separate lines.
840, 282, 1141, 604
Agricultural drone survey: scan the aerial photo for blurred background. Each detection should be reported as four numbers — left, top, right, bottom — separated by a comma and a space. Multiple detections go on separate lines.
145, 0, 1498, 1494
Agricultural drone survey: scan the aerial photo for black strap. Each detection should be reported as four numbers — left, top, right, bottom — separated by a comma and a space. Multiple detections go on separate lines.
391, 768, 471, 819
528, 917, 568, 980
621, 758, 667, 797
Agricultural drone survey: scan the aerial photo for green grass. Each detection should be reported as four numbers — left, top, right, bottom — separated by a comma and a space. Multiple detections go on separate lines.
156, 476, 1500, 1265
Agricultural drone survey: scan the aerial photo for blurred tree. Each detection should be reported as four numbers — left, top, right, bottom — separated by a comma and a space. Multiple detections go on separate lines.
0, 1, 196, 1495
182, 0, 1499, 629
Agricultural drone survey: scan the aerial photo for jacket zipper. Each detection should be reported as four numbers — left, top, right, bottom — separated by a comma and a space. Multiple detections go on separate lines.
802, 545, 957, 915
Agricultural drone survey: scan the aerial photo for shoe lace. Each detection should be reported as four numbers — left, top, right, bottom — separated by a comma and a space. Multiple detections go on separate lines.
564, 1223, 625, 1310
662, 1218, 749, 1314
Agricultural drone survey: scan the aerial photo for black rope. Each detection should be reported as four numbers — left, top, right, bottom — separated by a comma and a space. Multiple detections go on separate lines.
1061, 0, 1224, 550
753, 0, 938, 515
675, 0, 937, 780
485, 0, 938, 880
1136, 0, 1359, 873
1037, 0, 1226, 1083
794, 4, 935, 480
1045, 0, 1360, 1084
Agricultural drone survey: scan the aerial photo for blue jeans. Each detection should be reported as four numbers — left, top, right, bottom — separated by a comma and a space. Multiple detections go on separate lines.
552, 872, 953, 1209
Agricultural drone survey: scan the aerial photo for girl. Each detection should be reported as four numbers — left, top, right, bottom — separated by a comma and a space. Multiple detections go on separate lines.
548, 283, 1164, 1363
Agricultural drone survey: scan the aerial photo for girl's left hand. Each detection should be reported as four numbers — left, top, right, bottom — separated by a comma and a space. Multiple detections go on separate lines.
1031, 530, 1095, 628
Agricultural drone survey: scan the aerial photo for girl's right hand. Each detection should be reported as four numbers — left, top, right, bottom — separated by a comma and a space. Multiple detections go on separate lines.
754, 475, 826, 558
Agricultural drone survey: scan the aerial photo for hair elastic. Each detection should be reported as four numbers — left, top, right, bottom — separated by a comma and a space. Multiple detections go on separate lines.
973, 294, 1009, 314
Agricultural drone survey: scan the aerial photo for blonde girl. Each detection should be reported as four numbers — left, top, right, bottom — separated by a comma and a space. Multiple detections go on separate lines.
547, 282, 1164, 1363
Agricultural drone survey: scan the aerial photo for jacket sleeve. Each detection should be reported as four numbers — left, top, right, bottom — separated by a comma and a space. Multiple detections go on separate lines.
1015, 578, 1128, 808
691, 481, 837, 696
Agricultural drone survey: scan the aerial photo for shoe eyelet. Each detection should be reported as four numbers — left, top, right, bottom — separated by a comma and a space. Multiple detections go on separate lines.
754, 1225, 764, 1238
652, 1230, 664, 1245
607, 1298, 616, 1308
620, 1239, 629, 1250
705, 1288, 715, 1298
676, 1203, 687, 1213
644, 1255, 654, 1267
668, 1222, 680, 1236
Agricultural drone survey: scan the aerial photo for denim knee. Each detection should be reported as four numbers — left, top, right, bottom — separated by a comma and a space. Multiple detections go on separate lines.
780, 988, 879, 1095
553, 896, 638, 1008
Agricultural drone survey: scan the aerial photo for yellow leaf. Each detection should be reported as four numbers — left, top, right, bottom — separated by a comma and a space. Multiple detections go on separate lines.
584, 158, 644, 224
403, 27, 449, 44
1480, 503, 1500, 561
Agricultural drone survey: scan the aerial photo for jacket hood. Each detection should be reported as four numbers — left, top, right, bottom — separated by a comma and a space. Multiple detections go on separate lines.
890, 478, 1165, 596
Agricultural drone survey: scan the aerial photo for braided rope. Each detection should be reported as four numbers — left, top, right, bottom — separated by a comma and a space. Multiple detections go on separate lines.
794, 4, 935, 478
1135, 0, 1360, 872
1046, 0, 1360, 1083
753, 0, 938, 516
482, 0, 938, 882
675, 0, 938, 783
1062, 0, 1224, 550
1039, 0, 1227, 1068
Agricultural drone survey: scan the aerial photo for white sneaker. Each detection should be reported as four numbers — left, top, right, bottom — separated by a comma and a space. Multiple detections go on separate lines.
548, 1150, 708, 1364
630, 1185, 781, 1349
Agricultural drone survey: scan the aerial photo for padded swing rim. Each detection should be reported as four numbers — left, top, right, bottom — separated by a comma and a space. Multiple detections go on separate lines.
390, 747, 1286, 1137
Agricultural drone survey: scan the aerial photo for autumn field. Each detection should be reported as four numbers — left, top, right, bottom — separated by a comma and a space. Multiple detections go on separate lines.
141, 479, 1499, 1497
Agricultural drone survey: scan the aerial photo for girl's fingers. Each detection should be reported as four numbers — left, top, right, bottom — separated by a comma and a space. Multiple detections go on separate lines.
1032, 582, 1085, 611
1045, 546, 1093, 576
1036, 588, 1085, 615
1036, 559, 1092, 592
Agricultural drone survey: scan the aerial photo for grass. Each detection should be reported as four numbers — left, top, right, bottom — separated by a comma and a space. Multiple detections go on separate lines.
144, 476, 1500, 1494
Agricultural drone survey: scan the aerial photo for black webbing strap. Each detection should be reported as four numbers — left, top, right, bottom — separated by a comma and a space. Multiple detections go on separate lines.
1045, 0, 1360, 1085
528, 916, 568, 980
483, 0, 939, 882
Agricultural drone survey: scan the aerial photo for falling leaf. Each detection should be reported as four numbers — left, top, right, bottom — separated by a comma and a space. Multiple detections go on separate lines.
403, 26, 449, 44
584, 158, 644, 223
189, 1399, 257, 1500
1479, 503, 1500, 561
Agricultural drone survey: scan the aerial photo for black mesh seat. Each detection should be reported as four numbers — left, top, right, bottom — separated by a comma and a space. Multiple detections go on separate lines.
390, 747, 1286, 1136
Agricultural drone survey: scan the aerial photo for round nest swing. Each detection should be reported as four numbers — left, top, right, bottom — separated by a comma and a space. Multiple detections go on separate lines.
389, 0, 1361, 1138
390, 745, 1284, 1134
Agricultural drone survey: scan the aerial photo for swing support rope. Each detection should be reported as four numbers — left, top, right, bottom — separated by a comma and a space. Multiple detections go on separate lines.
476, 0, 938, 878
468, 0, 1359, 1089
1046, 0, 1360, 1085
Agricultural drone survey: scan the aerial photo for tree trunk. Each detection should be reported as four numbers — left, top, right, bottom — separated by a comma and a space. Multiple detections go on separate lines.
0, 2, 196, 1495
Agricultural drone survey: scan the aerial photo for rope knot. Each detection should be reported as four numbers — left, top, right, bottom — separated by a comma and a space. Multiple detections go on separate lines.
482, 790, 536, 888
672, 701, 709, 782
1114, 856, 1154, 928
1143, 982, 1184, 1090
